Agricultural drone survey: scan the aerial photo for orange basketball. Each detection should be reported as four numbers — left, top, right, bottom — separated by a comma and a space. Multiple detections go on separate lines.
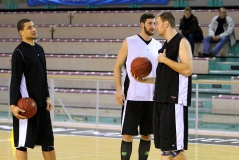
17, 97, 37, 119
131, 57, 152, 78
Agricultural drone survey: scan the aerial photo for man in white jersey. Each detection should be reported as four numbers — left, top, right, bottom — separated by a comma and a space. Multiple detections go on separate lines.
133, 12, 192, 160
114, 13, 162, 160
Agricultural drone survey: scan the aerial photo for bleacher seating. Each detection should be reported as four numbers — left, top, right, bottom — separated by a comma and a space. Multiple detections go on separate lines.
212, 95, 239, 114
191, 57, 210, 74
1, 23, 239, 43
0, 53, 210, 78
202, 94, 239, 125
0, 11, 70, 25
202, 114, 239, 124
1, 9, 239, 25
0, 38, 124, 54
1, 9, 239, 56
231, 77, 239, 94
0, 86, 118, 109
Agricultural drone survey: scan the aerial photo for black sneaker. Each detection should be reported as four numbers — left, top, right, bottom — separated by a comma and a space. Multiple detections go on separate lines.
198, 52, 204, 57
203, 53, 209, 57
209, 52, 215, 58
198, 52, 209, 57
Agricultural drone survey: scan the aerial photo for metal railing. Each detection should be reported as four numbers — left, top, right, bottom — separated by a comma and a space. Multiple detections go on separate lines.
1, 73, 239, 132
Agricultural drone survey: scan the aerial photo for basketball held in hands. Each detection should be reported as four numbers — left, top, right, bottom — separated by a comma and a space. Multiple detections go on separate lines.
17, 97, 37, 119
131, 57, 152, 78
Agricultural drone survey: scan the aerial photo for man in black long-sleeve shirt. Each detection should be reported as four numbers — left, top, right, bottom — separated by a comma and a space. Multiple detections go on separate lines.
179, 7, 203, 55
10, 19, 56, 160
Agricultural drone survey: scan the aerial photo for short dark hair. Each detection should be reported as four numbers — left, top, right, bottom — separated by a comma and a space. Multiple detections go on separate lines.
184, 6, 192, 12
140, 13, 155, 23
219, 7, 226, 12
17, 19, 31, 32
157, 12, 175, 28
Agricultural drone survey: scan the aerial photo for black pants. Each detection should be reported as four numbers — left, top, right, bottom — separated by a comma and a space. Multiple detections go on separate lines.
184, 32, 203, 54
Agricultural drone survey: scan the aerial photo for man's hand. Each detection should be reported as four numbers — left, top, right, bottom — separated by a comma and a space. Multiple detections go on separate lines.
10, 105, 26, 119
212, 35, 220, 41
46, 102, 54, 111
131, 72, 147, 83
115, 90, 125, 106
158, 49, 166, 63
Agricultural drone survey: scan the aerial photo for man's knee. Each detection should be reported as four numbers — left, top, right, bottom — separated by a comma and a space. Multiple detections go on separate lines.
42, 146, 54, 152
162, 151, 171, 156
162, 150, 182, 158
220, 36, 230, 42
123, 135, 134, 142
204, 36, 212, 42
16, 147, 27, 152
140, 134, 151, 141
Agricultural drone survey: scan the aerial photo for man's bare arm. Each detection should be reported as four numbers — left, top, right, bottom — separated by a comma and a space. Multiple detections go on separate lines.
158, 38, 193, 76
113, 39, 128, 105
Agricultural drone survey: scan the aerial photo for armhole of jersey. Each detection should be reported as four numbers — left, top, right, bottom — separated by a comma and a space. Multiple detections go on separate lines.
15, 49, 24, 61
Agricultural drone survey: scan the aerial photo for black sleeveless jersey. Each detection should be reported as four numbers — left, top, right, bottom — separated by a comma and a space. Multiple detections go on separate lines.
153, 33, 191, 106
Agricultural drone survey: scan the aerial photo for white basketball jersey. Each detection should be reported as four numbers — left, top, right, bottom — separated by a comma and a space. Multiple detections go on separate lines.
122, 35, 162, 101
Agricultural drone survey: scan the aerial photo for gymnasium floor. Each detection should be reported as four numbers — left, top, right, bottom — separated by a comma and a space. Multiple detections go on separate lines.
1, 123, 239, 160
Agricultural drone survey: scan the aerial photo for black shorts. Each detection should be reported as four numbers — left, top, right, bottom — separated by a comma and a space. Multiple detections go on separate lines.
153, 103, 188, 151
13, 107, 54, 148
121, 100, 153, 136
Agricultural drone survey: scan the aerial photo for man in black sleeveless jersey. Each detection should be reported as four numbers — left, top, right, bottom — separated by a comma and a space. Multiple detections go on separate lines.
114, 13, 162, 160
133, 12, 192, 160
10, 19, 56, 160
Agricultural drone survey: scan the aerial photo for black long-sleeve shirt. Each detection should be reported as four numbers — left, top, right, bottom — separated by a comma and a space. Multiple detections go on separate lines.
10, 41, 49, 108
179, 14, 203, 36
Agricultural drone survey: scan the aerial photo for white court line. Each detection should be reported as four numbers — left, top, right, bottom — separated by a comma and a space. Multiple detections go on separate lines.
0, 140, 9, 142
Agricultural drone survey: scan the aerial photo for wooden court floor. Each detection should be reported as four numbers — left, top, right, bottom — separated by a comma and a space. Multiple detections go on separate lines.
1, 130, 239, 160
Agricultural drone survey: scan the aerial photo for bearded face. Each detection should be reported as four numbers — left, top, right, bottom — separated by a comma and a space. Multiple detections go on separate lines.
144, 25, 155, 36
